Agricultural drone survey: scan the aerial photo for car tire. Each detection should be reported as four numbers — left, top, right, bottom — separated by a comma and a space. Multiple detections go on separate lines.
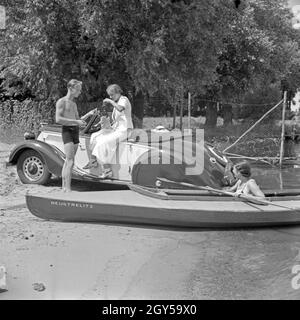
17, 149, 51, 185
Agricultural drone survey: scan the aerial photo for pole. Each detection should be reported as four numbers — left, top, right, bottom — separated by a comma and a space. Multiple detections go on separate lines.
172, 102, 176, 129
279, 91, 287, 167
179, 100, 183, 130
188, 92, 191, 129
179, 88, 184, 130
279, 170, 283, 190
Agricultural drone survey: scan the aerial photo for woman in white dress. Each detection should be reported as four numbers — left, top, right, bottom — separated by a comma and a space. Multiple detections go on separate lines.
84, 84, 133, 178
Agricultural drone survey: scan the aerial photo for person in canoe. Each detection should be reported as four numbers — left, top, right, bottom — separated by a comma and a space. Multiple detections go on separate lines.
83, 84, 134, 178
226, 161, 265, 199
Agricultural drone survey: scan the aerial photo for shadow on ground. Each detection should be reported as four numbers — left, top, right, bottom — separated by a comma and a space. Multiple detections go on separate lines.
46, 176, 128, 192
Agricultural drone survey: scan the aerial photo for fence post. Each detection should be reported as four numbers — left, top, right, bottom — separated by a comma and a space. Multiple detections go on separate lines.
279, 91, 287, 167
172, 103, 176, 129
187, 92, 191, 129
179, 88, 184, 130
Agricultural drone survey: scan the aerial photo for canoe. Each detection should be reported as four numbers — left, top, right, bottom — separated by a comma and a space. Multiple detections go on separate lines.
25, 184, 300, 228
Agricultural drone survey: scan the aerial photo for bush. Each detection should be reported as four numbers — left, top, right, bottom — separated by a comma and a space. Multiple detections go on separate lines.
0, 98, 54, 142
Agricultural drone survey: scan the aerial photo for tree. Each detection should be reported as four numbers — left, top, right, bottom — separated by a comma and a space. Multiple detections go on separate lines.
2, 0, 299, 130
78, 0, 234, 127
206, 0, 300, 127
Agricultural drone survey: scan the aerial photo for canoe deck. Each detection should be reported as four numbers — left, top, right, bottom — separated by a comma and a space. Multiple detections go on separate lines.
26, 189, 300, 228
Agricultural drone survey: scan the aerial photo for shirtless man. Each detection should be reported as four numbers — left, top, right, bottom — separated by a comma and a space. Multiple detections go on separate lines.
55, 79, 86, 192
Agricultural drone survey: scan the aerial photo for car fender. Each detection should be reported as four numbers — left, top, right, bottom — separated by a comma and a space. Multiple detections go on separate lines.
131, 140, 228, 188
131, 146, 188, 187
8, 140, 65, 177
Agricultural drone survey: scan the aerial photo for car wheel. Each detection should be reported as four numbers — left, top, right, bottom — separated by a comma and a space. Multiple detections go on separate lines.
17, 149, 51, 185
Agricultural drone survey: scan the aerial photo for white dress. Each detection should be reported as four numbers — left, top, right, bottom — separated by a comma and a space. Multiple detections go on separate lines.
92, 96, 133, 164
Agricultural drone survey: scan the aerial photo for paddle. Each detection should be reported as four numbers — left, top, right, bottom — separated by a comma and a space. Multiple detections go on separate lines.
157, 177, 296, 210
158, 177, 267, 205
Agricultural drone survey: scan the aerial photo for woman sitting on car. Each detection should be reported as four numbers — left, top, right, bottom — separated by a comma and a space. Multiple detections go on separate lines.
83, 84, 133, 179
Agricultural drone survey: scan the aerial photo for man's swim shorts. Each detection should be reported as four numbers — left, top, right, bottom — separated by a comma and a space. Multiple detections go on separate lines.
62, 126, 80, 145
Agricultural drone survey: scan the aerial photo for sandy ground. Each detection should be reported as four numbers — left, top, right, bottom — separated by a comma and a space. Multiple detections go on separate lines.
1, 141, 300, 300
0, 141, 211, 300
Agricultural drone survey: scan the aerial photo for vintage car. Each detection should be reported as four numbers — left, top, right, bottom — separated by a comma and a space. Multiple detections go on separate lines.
7, 111, 231, 189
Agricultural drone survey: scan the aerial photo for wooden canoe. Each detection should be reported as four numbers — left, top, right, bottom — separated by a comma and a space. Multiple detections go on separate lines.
25, 185, 300, 229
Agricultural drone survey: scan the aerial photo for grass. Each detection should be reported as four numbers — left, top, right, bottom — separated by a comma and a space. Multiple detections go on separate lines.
143, 116, 282, 138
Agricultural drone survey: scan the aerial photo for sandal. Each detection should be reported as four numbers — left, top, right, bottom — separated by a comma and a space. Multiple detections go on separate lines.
83, 159, 98, 169
99, 169, 113, 179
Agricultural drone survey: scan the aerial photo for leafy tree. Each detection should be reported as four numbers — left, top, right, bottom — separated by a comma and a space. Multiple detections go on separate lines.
207, 0, 300, 127
0, 0, 231, 127
77, 0, 236, 127
1, 0, 299, 131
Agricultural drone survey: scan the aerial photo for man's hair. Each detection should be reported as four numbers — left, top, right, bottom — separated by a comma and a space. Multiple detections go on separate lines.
106, 84, 123, 94
67, 79, 82, 89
